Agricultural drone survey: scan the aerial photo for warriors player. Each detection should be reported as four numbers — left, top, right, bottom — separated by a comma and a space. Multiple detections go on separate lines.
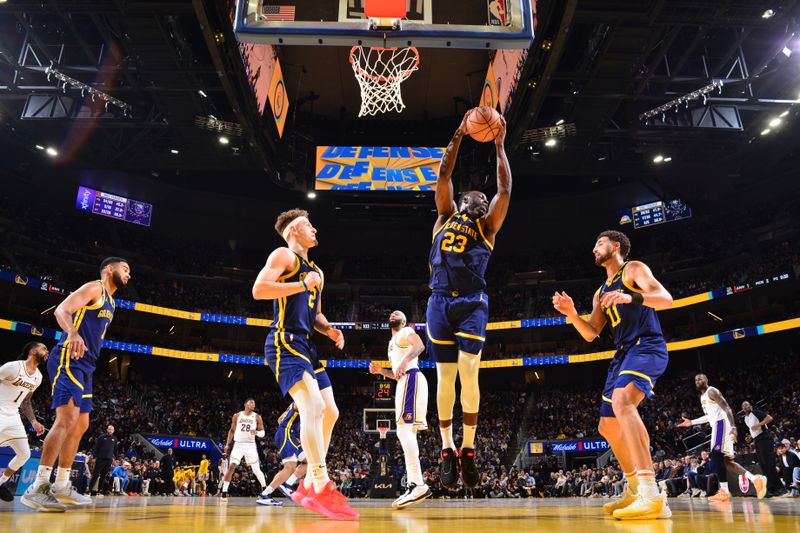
428, 111, 511, 490
220, 398, 269, 502
369, 310, 432, 509
252, 209, 357, 520
0, 342, 47, 503
23, 257, 129, 511
553, 231, 672, 519
677, 374, 767, 500
258, 402, 308, 506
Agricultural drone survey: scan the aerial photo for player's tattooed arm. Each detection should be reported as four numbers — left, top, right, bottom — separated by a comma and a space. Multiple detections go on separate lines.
369, 362, 397, 381
707, 387, 738, 441
484, 115, 511, 237
20, 393, 45, 435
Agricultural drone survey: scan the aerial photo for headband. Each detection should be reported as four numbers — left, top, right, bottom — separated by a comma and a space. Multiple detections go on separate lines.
281, 216, 309, 242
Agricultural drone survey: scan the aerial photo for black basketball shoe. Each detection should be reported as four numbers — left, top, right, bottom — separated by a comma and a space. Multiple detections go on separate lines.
440, 448, 461, 489
0, 483, 14, 502
460, 448, 479, 488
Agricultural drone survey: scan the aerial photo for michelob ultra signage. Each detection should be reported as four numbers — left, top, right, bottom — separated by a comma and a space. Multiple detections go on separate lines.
315, 146, 444, 191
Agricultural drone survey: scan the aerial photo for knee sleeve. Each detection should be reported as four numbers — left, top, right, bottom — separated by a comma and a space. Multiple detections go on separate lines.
436, 363, 458, 420
7, 439, 31, 471
458, 352, 480, 413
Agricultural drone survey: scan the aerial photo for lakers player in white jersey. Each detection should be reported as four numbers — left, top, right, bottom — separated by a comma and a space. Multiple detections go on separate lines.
677, 374, 766, 500
0, 342, 47, 503
369, 311, 432, 509
220, 398, 269, 502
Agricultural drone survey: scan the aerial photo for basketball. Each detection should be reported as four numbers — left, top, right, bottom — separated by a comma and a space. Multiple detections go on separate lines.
465, 106, 503, 142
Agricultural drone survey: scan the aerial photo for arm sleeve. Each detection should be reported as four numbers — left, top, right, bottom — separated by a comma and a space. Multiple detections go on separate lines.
691, 415, 709, 425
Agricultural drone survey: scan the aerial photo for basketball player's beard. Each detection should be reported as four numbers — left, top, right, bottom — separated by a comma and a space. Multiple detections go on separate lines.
111, 271, 128, 290
595, 251, 613, 266
33, 352, 46, 365
389, 319, 403, 328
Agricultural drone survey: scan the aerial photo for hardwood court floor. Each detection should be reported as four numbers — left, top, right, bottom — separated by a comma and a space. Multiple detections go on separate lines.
1, 496, 798, 533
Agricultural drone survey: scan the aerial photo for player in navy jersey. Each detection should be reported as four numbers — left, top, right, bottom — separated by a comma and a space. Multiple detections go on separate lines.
428, 111, 511, 490
252, 209, 357, 521
552, 231, 673, 520
258, 403, 308, 506
22, 257, 129, 512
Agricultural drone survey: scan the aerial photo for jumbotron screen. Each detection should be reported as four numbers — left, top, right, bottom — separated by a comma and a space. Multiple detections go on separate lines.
618, 199, 692, 229
75, 186, 153, 227
315, 146, 443, 191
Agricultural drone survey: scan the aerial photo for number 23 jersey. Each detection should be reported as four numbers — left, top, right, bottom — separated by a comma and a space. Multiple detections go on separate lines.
429, 213, 493, 294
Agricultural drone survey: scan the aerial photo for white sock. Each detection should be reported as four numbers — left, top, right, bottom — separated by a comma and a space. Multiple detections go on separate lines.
397, 425, 424, 486
264, 486, 274, 496
462, 424, 477, 449
636, 470, 658, 499
311, 463, 330, 493
303, 477, 313, 490
286, 474, 298, 486
54, 467, 71, 488
33, 465, 53, 488
744, 471, 756, 482
720, 482, 728, 492
222, 481, 230, 493
0, 474, 9, 486
440, 425, 455, 450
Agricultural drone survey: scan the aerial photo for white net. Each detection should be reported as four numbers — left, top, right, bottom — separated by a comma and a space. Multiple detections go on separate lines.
349, 46, 420, 117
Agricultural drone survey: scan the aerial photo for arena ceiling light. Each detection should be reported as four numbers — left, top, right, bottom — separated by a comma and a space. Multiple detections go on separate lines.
769, 117, 782, 128
762, 9, 776, 19
35, 144, 44, 150
45, 147, 58, 157
198, 89, 208, 98
307, 192, 317, 199
653, 154, 664, 163
761, 128, 771, 136
555, 119, 565, 126
170, 149, 179, 154
780, 110, 790, 118
218, 136, 230, 145
544, 138, 557, 147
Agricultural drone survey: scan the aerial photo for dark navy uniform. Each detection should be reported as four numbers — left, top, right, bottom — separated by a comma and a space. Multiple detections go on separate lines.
598, 262, 668, 417
264, 251, 332, 396
426, 212, 492, 362
274, 403, 303, 463
48, 280, 115, 413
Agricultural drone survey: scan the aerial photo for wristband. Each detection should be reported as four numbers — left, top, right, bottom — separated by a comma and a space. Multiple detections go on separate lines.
300, 280, 308, 292
630, 292, 644, 305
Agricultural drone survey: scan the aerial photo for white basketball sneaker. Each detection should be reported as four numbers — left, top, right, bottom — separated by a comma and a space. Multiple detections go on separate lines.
392, 483, 433, 509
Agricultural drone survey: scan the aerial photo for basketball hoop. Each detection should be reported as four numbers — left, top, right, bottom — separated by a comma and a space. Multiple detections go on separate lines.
377, 419, 391, 440
349, 45, 420, 117
377, 426, 390, 440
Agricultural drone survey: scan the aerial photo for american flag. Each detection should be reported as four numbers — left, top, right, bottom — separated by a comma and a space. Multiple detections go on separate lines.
262, 5, 296, 21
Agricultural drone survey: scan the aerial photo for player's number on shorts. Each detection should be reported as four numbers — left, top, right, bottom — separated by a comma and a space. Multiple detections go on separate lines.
441, 231, 467, 253
605, 304, 621, 327
13, 391, 24, 404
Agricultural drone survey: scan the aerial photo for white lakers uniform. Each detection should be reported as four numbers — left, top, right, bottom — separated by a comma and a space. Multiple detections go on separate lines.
389, 327, 427, 429
701, 388, 734, 458
0, 361, 42, 446
230, 410, 260, 466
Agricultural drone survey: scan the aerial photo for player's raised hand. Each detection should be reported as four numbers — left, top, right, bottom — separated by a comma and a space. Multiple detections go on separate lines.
600, 291, 632, 309
494, 114, 507, 147
67, 331, 87, 359
327, 327, 345, 349
676, 417, 692, 428
456, 110, 471, 137
369, 362, 383, 375
304, 271, 321, 290
552, 291, 576, 317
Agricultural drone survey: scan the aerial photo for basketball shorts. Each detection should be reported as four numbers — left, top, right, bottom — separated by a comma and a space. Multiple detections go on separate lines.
265, 330, 323, 396
230, 442, 259, 466
395, 369, 428, 429
0, 414, 27, 448
425, 291, 488, 363
275, 428, 305, 464
710, 417, 735, 459
197, 473, 209, 481
599, 336, 669, 417
48, 344, 94, 413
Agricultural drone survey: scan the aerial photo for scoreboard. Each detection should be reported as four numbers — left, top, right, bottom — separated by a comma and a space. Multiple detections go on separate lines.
75, 186, 153, 227
618, 199, 691, 229
374, 381, 393, 403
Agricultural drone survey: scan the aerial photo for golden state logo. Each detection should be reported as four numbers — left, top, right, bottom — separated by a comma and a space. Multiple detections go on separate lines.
315, 146, 444, 191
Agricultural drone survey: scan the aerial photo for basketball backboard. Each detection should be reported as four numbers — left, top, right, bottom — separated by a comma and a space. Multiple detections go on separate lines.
234, 0, 534, 49
363, 408, 397, 434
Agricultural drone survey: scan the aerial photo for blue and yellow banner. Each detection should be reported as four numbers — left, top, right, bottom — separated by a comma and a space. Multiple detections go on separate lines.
315, 146, 444, 191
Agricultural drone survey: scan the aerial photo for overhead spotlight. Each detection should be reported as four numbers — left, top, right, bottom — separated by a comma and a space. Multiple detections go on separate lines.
653, 154, 664, 163
109, 356, 118, 363
597, 156, 607, 161
664, 157, 672, 162
779, 110, 789, 118
762, 9, 775, 19
35, 144, 44, 150
761, 128, 771, 136
307, 192, 317, 199
769, 117, 782, 128
544, 138, 557, 147
782, 46, 792, 58
45, 147, 58, 157
218, 136, 229, 145
170, 149, 179, 154
555, 119, 565, 126
198, 89, 208, 98
227, 370, 233, 379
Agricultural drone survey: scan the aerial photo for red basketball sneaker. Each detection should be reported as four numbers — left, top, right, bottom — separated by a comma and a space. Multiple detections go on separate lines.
301, 481, 359, 521
291, 481, 309, 505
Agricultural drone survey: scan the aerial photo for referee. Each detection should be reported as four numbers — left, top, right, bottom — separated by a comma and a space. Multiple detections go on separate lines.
742, 401, 781, 495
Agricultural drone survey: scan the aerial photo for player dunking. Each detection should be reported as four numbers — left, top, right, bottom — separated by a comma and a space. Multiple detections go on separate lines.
552, 231, 672, 519
22, 257, 129, 512
677, 374, 767, 500
427, 112, 511, 489
252, 209, 357, 520
258, 402, 308, 506
220, 398, 268, 502
369, 310, 432, 509
0, 342, 47, 503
